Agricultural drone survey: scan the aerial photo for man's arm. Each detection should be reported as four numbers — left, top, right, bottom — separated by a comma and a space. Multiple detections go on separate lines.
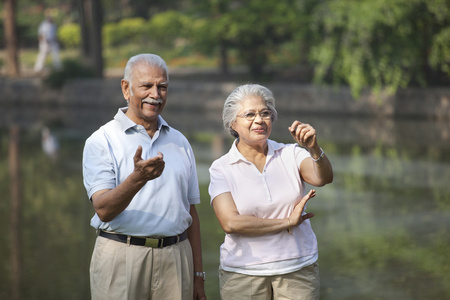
187, 205, 207, 300
92, 146, 165, 222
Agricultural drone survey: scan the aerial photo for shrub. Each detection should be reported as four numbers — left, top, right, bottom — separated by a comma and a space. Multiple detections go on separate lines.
58, 23, 81, 49
103, 17, 146, 47
146, 11, 192, 47
44, 59, 95, 89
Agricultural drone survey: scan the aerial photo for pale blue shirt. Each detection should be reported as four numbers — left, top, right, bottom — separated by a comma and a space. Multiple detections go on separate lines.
83, 108, 200, 237
38, 19, 57, 42
209, 139, 318, 275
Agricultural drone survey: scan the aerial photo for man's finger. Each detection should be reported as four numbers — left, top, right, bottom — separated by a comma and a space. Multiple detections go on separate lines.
146, 154, 164, 164
134, 146, 143, 163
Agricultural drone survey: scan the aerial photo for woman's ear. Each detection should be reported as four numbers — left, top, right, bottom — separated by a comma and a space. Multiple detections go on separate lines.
231, 122, 236, 132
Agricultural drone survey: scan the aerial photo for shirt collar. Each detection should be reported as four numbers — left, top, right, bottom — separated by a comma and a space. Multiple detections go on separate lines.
114, 107, 169, 133
228, 139, 285, 164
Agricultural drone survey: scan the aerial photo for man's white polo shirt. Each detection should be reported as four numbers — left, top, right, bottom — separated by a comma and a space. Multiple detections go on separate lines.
83, 108, 200, 237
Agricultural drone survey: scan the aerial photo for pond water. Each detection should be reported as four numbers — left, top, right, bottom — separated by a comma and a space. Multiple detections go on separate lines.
0, 114, 449, 300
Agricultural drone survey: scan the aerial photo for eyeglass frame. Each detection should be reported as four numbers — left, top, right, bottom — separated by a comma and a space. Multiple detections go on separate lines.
236, 110, 274, 121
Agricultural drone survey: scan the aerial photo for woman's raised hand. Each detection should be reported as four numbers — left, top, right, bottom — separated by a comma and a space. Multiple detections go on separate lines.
289, 121, 318, 151
289, 189, 316, 227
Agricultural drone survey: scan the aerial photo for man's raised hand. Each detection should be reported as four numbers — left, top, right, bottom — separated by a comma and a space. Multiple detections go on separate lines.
133, 145, 165, 181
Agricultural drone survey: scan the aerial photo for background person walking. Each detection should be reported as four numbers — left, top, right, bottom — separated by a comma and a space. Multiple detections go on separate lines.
34, 13, 61, 73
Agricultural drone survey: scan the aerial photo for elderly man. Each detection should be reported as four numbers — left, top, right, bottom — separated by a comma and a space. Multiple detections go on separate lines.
83, 53, 206, 300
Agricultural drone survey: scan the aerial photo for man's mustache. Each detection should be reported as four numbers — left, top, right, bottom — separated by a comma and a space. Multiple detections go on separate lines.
142, 98, 163, 104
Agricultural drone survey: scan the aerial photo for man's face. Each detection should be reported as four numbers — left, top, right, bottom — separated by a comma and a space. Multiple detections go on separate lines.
121, 63, 168, 126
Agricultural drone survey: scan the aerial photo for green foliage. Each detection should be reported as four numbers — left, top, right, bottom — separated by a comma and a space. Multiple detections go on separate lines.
8, 0, 450, 96
58, 23, 81, 48
103, 17, 147, 47
102, 12, 194, 50
191, 0, 300, 78
309, 0, 450, 98
147, 10, 193, 47
186, 17, 215, 55
429, 27, 450, 74
43, 59, 95, 89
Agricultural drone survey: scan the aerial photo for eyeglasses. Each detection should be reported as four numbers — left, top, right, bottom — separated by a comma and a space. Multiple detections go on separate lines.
237, 110, 273, 121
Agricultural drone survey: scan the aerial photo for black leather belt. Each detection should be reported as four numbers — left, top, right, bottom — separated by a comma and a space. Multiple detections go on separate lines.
99, 230, 188, 248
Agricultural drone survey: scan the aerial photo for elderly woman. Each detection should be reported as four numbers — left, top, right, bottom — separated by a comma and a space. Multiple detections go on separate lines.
208, 84, 333, 300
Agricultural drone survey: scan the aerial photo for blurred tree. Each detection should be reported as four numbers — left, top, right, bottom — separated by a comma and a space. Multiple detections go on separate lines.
188, 0, 232, 74
102, 0, 189, 22
103, 17, 146, 47
147, 11, 192, 47
77, 0, 103, 77
4, 0, 449, 94
190, 0, 300, 78
309, 0, 450, 98
58, 22, 81, 48
3, 0, 20, 77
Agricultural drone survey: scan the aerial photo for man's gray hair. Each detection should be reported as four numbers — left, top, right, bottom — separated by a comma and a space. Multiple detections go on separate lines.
123, 53, 169, 85
223, 84, 278, 138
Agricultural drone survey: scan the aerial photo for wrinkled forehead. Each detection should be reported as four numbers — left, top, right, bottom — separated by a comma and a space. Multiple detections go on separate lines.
131, 63, 168, 83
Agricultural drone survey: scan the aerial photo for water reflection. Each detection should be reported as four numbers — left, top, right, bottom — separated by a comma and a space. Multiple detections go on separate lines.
1, 116, 449, 300
312, 146, 450, 300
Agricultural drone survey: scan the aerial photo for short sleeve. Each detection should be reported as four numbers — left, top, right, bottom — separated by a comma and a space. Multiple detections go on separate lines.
186, 142, 201, 205
82, 134, 116, 200
208, 160, 231, 205
294, 144, 312, 168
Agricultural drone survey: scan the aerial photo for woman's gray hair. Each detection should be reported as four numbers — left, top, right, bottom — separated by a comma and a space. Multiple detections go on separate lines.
123, 54, 169, 87
223, 84, 278, 138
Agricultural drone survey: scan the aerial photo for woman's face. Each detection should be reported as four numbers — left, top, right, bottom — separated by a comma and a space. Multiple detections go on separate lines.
232, 96, 272, 146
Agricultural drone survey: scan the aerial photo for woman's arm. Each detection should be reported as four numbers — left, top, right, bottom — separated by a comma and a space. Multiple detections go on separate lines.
299, 150, 333, 186
289, 121, 333, 186
212, 190, 316, 236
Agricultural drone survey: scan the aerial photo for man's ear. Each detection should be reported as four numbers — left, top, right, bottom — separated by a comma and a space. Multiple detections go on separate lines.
121, 79, 130, 101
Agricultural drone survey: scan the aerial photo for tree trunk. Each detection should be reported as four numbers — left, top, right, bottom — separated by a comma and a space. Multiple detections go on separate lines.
9, 125, 22, 300
78, 0, 104, 77
220, 41, 229, 75
90, 0, 104, 77
77, 0, 90, 58
3, 0, 20, 77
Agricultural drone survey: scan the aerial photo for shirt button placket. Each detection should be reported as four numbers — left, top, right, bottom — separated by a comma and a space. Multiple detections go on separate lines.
261, 171, 272, 203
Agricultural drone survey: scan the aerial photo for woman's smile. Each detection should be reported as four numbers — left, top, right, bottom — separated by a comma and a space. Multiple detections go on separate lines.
252, 126, 266, 134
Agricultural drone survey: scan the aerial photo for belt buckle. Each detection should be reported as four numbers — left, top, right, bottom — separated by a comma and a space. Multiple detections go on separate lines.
145, 238, 160, 248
